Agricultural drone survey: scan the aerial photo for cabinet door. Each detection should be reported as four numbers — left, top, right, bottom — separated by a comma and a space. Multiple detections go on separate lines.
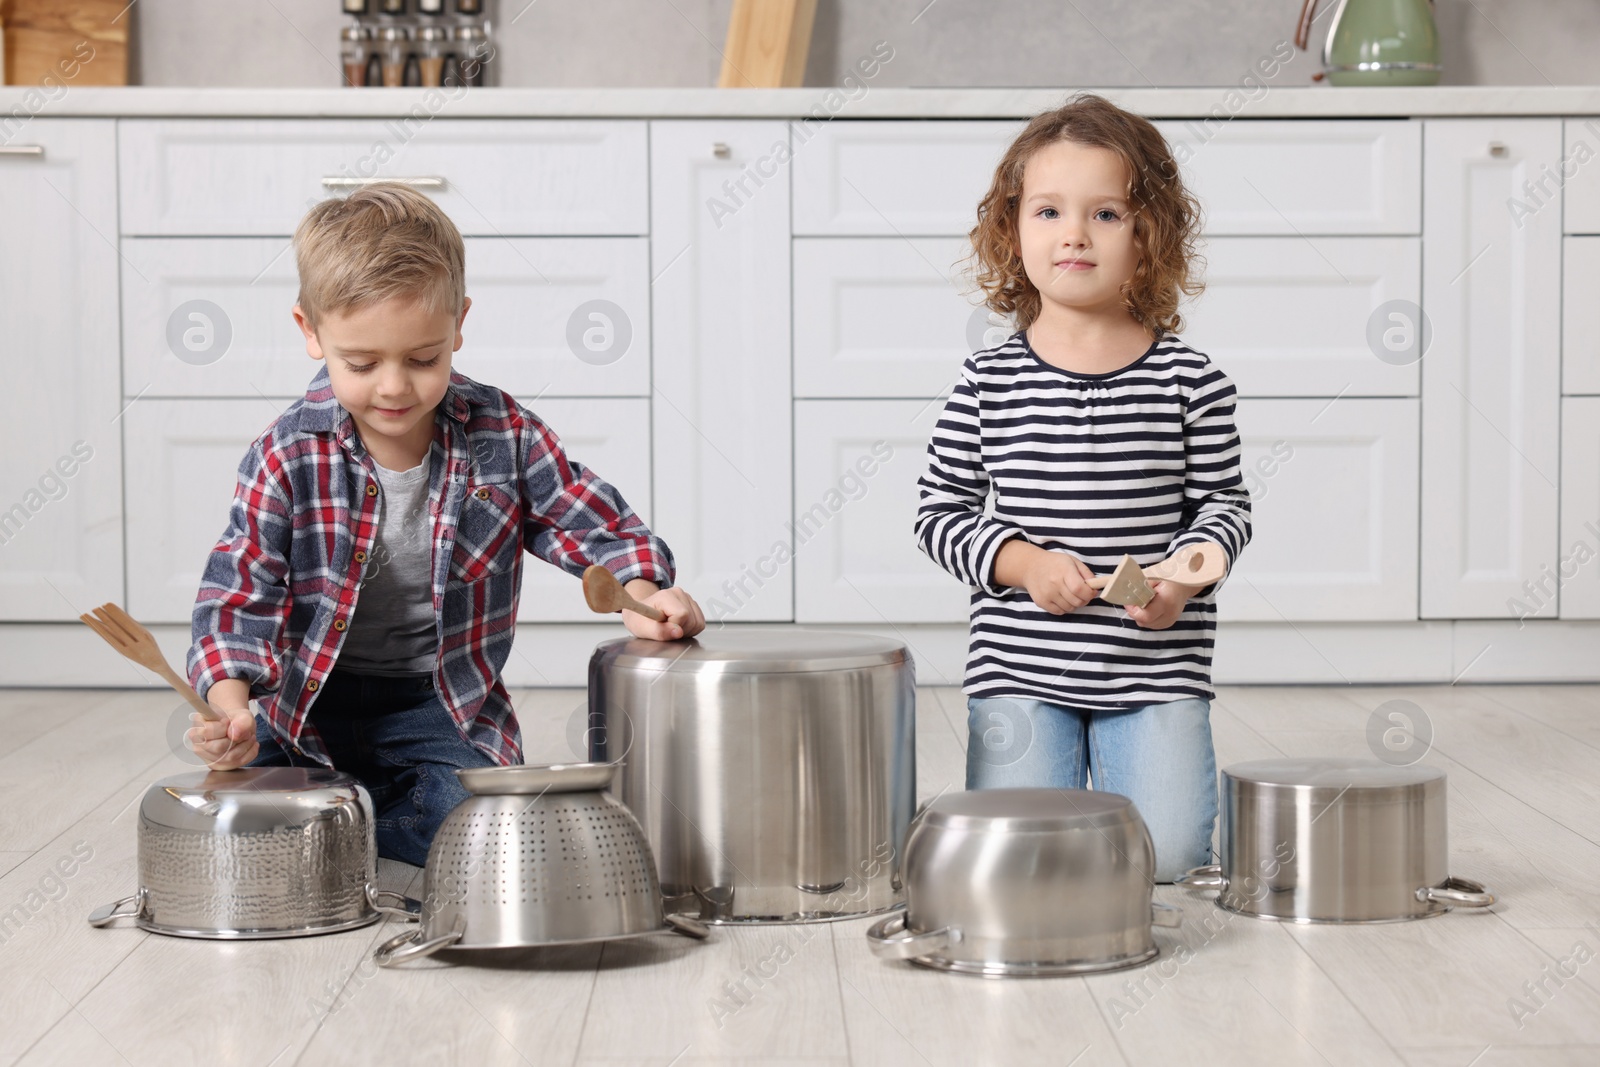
0, 121, 124, 620
1419, 120, 1562, 618
1181, 237, 1421, 397
1563, 237, 1600, 394
120, 237, 651, 400
793, 237, 981, 399
649, 121, 793, 622
124, 399, 286, 623
1559, 398, 1600, 619
793, 400, 969, 623
1217, 398, 1419, 622
517, 398, 652, 624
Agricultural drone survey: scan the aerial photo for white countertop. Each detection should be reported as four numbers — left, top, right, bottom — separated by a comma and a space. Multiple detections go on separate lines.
6, 85, 1600, 119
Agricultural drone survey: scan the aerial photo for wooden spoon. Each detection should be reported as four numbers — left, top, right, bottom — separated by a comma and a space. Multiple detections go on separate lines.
581, 565, 666, 622
1087, 543, 1228, 592
80, 602, 222, 722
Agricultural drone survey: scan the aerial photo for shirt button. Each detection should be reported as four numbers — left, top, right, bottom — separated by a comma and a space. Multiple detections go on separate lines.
354, 550, 368, 564
332, 618, 347, 632
475, 488, 490, 500
366, 483, 379, 497
306, 679, 319, 692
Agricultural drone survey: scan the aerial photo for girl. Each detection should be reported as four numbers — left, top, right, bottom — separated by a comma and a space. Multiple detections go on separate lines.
915, 93, 1251, 882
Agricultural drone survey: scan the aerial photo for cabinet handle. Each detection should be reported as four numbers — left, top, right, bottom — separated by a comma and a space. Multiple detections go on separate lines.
712, 142, 731, 159
321, 176, 447, 190
1487, 142, 1508, 158
0, 145, 44, 158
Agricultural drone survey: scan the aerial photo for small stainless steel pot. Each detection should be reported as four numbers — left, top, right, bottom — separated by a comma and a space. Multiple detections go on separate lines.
1175, 757, 1496, 923
374, 763, 709, 967
88, 767, 415, 939
866, 788, 1180, 977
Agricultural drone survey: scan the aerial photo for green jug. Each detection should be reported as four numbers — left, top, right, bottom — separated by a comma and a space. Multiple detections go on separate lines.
1295, 0, 1441, 86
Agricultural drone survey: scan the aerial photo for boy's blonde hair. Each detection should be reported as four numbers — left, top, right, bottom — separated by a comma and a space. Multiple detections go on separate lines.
294, 182, 465, 329
967, 92, 1205, 337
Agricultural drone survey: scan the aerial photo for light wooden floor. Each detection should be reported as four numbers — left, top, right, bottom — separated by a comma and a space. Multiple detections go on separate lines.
2, 684, 1598, 1066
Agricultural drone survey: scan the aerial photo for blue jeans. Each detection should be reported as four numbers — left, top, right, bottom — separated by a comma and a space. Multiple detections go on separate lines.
965, 695, 1218, 883
249, 669, 496, 867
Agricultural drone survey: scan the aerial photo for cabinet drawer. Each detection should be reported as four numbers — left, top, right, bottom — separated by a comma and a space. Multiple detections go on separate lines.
1181, 237, 1421, 397
120, 237, 650, 398
793, 400, 970, 624
1564, 237, 1600, 393
1217, 398, 1420, 622
792, 119, 1420, 237
1565, 118, 1600, 234
119, 119, 649, 236
793, 237, 978, 398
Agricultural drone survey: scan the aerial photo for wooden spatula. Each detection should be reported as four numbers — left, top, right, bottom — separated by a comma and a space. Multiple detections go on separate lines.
581, 565, 666, 622
1087, 542, 1227, 595
80, 602, 222, 722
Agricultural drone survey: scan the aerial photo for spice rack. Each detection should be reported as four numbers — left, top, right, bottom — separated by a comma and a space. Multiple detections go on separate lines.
339, 0, 494, 88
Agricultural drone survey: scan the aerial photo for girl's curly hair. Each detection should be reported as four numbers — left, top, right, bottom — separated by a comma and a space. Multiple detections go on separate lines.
967, 93, 1205, 338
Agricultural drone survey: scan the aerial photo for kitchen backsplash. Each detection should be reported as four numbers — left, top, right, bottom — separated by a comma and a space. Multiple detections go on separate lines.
127, 0, 1599, 89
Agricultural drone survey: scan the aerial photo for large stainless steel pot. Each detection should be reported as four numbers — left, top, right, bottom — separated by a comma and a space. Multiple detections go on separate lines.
373, 763, 709, 966
88, 767, 414, 939
1175, 757, 1496, 923
588, 631, 915, 923
866, 788, 1181, 977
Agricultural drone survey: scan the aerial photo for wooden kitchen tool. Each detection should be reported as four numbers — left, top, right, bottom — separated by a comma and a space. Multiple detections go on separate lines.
1087, 542, 1227, 595
79, 602, 222, 722
1096, 555, 1156, 608
718, 0, 817, 88
581, 565, 667, 622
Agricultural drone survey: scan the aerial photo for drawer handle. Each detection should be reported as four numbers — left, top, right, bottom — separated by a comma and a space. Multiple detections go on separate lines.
321, 176, 447, 190
0, 145, 45, 158
712, 142, 731, 158
1487, 142, 1507, 158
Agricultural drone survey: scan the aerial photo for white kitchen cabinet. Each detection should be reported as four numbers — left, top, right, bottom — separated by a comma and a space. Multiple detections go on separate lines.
1563, 237, 1600, 394
0, 121, 124, 621
791, 119, 1420, 237
1565, 118, 1600, 235
1181, 237, 1421, 397
123, 398, 286, 622
1217, 398, 1419, 622
119, 119, 649, 237
1419, 120, 1563, 618
120, 237, 651, 399
516, 398, 652, 624
1558, 398, 1600, 620
648, 121, 794, 622
792, 237, 979, 399
792, 400, 969, 624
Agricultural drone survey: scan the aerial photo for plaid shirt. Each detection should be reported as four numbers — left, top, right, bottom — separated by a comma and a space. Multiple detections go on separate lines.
187, 366, 673, 767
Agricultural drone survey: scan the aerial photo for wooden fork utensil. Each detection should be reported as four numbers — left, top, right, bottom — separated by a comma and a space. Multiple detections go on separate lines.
79, 602, 222, 722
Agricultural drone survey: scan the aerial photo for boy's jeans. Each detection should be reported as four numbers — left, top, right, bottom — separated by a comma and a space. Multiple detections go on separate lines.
248, 669, 496, 866
965, 695, 1218, 882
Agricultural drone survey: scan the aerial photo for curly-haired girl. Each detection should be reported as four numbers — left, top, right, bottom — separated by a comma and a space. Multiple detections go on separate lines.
915, 93, 1252, 881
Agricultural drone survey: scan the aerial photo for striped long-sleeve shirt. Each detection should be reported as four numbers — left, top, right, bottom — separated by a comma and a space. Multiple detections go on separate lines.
915, 330, 1251, 710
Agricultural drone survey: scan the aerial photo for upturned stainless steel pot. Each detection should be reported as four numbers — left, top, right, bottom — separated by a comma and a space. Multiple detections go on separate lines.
589, 632, 916, 924
1175, 758, 1496, 923
866, 789, 1181, 977
373, 763, 709, 966
88, 767, 414, 939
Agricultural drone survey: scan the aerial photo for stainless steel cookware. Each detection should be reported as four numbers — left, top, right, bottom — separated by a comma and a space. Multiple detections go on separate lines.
866, 788, 1181, 977
589, 631, 916, 923
88, 767, 413, 939
373, 763, 709, 966
1175, 757, 1496, 923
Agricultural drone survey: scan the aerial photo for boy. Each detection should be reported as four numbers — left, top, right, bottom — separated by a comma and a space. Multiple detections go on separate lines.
184, 183, 703, 865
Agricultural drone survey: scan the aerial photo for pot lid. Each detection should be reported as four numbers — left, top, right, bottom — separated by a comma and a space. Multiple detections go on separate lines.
918, 788, 1139, 833
1223, 757, 1444, 795
591, 630, 908, 674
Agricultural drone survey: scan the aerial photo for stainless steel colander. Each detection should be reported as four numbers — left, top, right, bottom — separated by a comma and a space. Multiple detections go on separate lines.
374, 763, 709, 966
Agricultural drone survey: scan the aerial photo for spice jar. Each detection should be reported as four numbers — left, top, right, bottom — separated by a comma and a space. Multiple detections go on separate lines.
341, 0, 370, 14
377, 25, 408, 87
379, 0, 407, 14
453, 24, 489, 87
416, 25, 447, 87
455, 0, 483, 13
340, 25, 372, 87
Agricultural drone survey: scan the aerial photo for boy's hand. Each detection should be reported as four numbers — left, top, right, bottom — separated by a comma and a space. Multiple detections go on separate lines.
1019, 549, 1098, 615
188, 696, 259, 770
621, 580, 706, 642
1125, 580, 1192, 630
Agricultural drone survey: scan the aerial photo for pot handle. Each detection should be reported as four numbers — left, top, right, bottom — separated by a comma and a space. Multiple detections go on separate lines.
665, 913, 712, 940
373, 919, 464, 968
365, 884, 423, 920
865, 913, 959, 961
1417, 876, 1496, 909
87, 892, 143, 928
1174, 865, 1227, 891
1151, 901, 1183, 928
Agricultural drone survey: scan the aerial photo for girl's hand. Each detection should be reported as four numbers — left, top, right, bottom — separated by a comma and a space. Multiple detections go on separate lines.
1019, 549, 1098, 615
621, 581, 706, 641
1125, 580, 1191, 630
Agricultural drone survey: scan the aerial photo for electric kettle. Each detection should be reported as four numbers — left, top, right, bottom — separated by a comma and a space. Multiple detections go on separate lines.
1295, 0, 1441, 86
